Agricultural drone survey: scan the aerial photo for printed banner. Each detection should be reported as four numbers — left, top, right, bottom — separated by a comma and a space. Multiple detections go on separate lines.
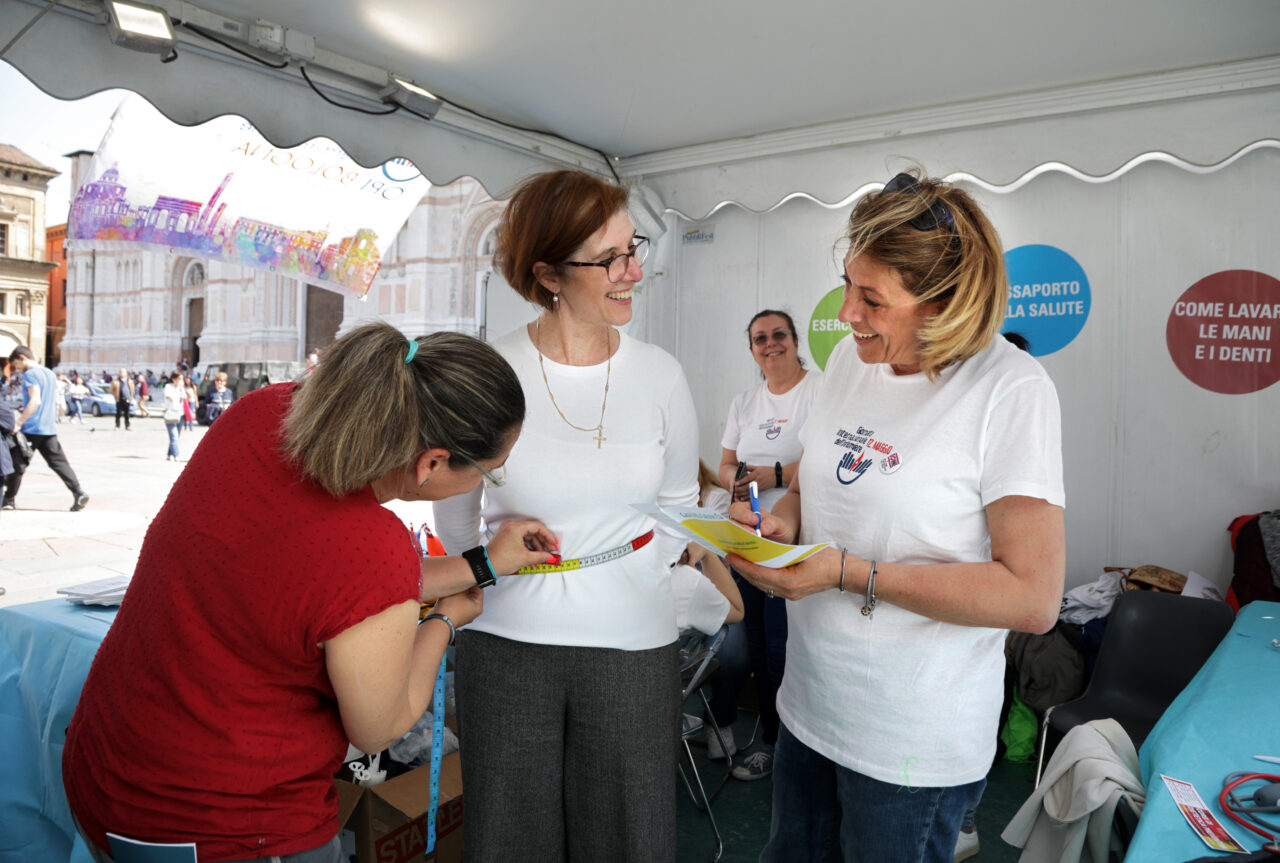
68, 95, 429, 298
1003, 244, 1091, 357
1166, 270, 1280, 394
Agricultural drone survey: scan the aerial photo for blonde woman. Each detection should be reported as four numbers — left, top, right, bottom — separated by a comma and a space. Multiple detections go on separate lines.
64, 322, 555, 863
730, 171, 1065, 863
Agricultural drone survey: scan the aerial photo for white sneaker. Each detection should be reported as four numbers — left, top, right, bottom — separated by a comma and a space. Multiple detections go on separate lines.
704, 723, 736, 759
954, 828, 979, 861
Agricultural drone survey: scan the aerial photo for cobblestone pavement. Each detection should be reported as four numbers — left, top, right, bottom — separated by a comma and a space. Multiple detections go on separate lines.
0, 414, 209, 608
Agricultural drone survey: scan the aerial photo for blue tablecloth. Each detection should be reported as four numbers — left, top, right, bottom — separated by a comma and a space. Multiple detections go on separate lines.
1129, 600, 1280, 859
0, 600, 116, 863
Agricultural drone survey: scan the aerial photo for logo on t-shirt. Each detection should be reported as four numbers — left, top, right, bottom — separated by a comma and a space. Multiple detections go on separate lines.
758, 417, 786, 440
834, 425, 896, 485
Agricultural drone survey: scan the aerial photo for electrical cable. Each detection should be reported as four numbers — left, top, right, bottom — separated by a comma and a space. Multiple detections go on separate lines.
179, 12, 618, 177
299, 65, 399, 116
177, 21, 288, 69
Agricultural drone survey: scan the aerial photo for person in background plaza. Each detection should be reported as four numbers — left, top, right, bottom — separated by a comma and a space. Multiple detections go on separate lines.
0, 378, 17, 515
111, 367, 134, 430
134, 371, 150, 417
435, 169, 700, 863
67, 375, 88, 423
182, 374, 198, 431
162, 371, 184, 462
204, 372, 235, 424
728, 171, 1065, 863
178, 355, 190, 375
716, 308, 822, 781
56, 373, 69, 423
3, 346, 90, 512
64, 321, 556, 863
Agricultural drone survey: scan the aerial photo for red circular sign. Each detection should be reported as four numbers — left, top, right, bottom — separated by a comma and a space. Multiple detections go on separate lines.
1166, 270, 1280, 395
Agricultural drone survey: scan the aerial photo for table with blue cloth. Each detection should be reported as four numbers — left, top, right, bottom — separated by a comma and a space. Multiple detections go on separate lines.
0, 599, 116, 863
1129, 600, 1280, 859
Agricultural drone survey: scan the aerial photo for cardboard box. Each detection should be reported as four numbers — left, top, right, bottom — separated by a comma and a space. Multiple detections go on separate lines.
336, 751, 463, 863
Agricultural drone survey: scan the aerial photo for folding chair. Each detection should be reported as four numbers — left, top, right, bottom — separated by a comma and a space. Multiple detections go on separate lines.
1033, 590, 1234, 786
677, 626, 732, 863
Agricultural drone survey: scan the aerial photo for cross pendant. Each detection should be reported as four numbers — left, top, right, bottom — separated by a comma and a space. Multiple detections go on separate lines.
593, 429, 606, 448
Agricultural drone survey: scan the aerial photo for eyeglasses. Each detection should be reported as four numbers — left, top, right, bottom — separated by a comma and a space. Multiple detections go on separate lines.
465, 458, 506, 488
751, 329, 792, 347
882, 173, 957, 236
563, 236, 649, 283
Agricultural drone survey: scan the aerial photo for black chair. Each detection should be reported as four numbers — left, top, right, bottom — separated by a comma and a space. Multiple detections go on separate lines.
677, 626, 732, 863
1034, 590, 1235, 785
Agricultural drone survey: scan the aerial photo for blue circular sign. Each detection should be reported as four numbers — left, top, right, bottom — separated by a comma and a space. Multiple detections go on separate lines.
1003, 244, 1090, 357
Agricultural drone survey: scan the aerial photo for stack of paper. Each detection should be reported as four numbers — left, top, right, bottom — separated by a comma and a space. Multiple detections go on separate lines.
57, 575, 131, 606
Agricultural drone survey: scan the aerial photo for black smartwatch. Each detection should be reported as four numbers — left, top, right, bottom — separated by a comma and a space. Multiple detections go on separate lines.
774, 461, 783, 488
462, 546, 497, 588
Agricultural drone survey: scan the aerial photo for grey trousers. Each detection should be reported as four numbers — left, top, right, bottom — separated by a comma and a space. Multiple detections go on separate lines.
455, 631, 681, 863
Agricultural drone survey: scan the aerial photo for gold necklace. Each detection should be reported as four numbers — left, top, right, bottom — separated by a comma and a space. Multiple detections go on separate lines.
536, 317, 611, 448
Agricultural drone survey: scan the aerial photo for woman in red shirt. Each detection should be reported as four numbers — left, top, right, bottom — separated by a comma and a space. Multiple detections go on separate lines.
64, 321, 556, 863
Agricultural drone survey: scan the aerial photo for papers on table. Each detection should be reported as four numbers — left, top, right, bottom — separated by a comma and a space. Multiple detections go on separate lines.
636, 505, 828, 569
57, 575, 130, 606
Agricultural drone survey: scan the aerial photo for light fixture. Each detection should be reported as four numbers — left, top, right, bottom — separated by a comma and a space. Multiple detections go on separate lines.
104, 0, 177, 55
379, 76, 442, 120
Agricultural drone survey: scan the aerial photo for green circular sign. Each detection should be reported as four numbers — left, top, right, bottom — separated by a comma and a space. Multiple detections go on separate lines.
808, 284, 851, 370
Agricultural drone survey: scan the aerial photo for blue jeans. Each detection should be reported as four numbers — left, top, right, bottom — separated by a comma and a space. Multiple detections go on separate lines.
760, 724, 985, 863
738, 573, 788, 746
166, 422, 180, 458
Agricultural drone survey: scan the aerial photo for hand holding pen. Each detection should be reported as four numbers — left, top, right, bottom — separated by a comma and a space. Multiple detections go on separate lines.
748, 481, 762, 537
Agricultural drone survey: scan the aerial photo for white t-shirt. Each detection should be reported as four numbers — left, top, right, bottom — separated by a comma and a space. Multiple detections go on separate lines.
720, 370, 822, 510
434, 326, 700, 650
671, 564, 731, 636
780, 335, 1064, 788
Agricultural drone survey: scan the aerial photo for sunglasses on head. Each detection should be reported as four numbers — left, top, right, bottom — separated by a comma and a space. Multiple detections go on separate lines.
882, 173, 957, 236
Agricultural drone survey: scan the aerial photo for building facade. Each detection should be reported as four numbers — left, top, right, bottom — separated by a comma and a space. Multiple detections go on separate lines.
57, 146, 503, 378
45, 222, 67, 366
0, 144, 58, 361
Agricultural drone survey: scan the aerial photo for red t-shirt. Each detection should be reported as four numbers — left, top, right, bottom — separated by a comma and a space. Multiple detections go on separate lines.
64, 383, 420, 860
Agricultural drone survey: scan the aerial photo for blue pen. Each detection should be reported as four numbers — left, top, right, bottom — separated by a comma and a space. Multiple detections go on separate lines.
749, 480, 762, 537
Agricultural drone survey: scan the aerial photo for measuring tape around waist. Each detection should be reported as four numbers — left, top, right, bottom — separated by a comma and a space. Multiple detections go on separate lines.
513, 529, 656, 574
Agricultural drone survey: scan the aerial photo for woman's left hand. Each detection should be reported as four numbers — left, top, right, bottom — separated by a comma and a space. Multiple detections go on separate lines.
731, 464, 777, 500
727, 545, 846, 601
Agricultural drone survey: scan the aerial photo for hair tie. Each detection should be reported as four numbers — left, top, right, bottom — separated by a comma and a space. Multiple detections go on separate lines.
405, 338, 419, 363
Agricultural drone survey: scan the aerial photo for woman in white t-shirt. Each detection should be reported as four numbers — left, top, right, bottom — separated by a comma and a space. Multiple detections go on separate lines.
728, 171, 1065, 863
434, 170, 699, 863
716, 309, 821, 780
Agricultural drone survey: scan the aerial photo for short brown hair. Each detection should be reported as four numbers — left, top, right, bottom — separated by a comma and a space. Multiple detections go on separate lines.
843, 170, 1006, 379
496, 170, 629, 311
283, 321, 524, 497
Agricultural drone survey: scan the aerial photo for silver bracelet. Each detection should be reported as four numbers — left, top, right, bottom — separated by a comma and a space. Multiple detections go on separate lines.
838, 548, 847, 592
424, 611, 456, 646
860, 560, 878, 618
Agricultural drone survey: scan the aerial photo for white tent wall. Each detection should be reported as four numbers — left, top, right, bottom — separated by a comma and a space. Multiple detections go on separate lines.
640, 144, 1279, 595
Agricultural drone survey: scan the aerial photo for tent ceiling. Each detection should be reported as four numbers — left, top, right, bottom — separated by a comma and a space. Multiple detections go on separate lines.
3, 0, 1278, 207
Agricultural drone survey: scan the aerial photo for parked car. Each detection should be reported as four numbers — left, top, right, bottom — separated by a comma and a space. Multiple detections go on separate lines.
85, 382, 141, 417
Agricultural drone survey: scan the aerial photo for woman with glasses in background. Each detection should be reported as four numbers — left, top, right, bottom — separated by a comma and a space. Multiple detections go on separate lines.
436, 169, 700, 863
713, 309, 821, 781
728, 171, 1065, 863
65, 321, 555, 863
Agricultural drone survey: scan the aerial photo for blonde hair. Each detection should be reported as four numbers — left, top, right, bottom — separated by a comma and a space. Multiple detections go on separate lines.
842, 169, 1006, 379
283, 322, 524, 497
